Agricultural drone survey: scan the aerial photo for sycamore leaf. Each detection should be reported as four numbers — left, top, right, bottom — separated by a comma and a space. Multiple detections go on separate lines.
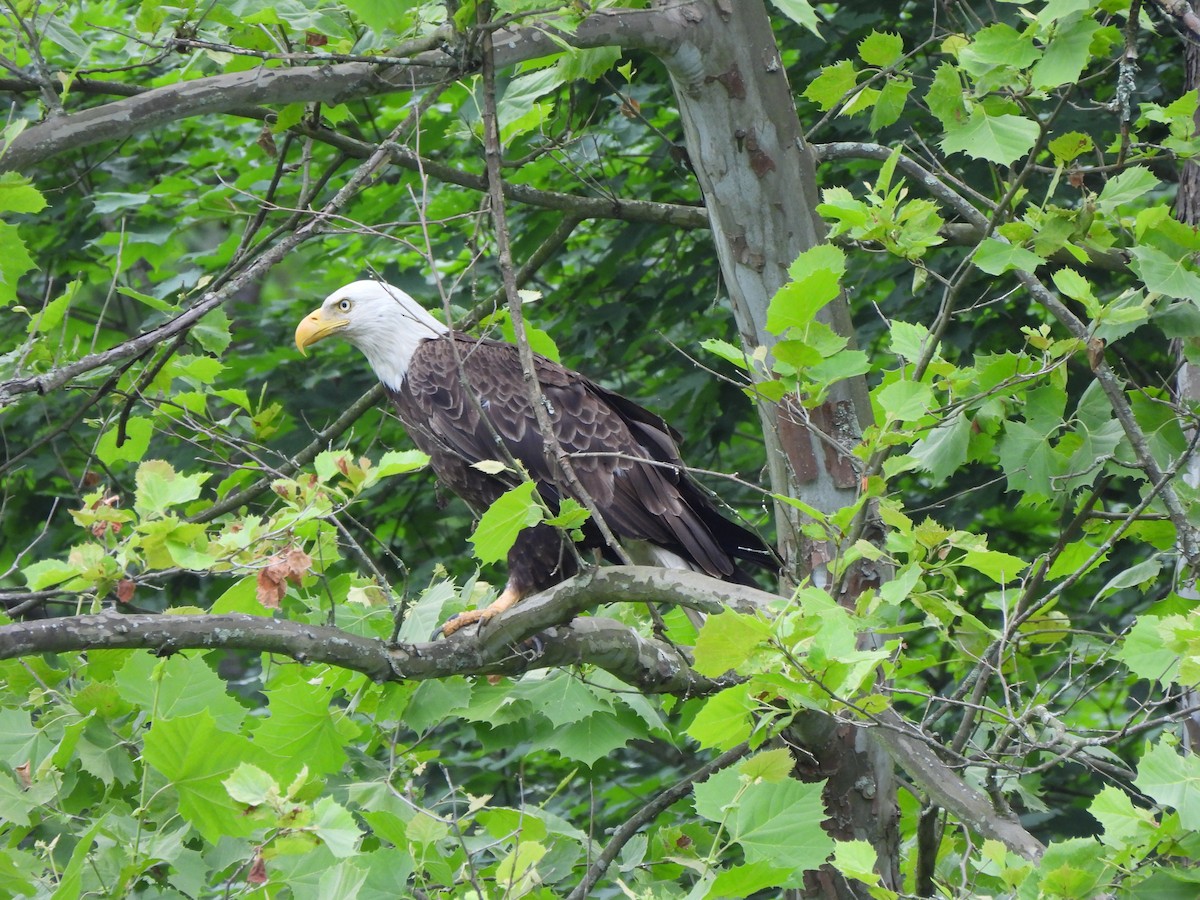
1134, 741, 1200, 832
256, 680, 359, 779
911, 412, 971, 482
1048, 131, 1094, 165
772, 0, 820, 36
0, 171, 47, 214
0, 221, 37, 304
941, 108, 1039, 166
538, 711, 642, 766
960, 548, 1029, 583
693, 610, 774, 677
803, 60, 857, 111
686, 683, 754, 750
973, 239, 1045, 275
858, 31, 904, 67
1096, 166, 1160, 213
141, 711, 262, 843
134, 460, 208, 517
1031, 17, 1101, 90
471, 459, 511, 475
767, 245, 845, 334
469, 481, 544, 564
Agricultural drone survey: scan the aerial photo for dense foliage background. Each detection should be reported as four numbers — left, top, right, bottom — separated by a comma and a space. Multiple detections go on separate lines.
4, 0, 1200, 897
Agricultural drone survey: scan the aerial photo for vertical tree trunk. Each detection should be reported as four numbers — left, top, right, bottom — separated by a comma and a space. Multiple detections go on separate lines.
652, 2, 899, 893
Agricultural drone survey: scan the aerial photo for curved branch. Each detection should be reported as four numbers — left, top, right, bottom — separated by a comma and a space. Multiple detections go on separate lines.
1, 8, 691, 175
0, 566, 772, 687
0, 27, 456, 173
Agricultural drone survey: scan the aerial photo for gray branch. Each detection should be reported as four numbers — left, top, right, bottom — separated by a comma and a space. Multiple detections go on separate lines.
0, 566, 769, 693
1, 8, 685, 174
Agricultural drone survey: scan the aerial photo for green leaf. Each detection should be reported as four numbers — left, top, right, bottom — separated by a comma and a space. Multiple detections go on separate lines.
1051, 268, 1099, 315
875, 379, 934, 422
693, 610, 774, 677
1134, 740, 1200, 831
686, 683, 753, 750
695, 772, 836, 874
116, 285, 175, 312
1096, 166, 1160, 213
513, 672, 608, 728
134, 460, 208, 517
0, 221, 37, 304
911, 412, 971, 482
1031, 17, 1101, 89
941, 109, 1039, 166
223, 763, 279, 806
193, 308, 232, 355
1130, 245, 1200, 301
22, 557, 79, 591
1090, 785, 1157, 851
771, 0, 820, 36
96, 417, 153, 466
858, 31, 904, 67
469, 481, 544, 564
115, 653, 247, 732
926, 63, 967, 129
869, 77, 913, 133
1048, 131, 1094, 165
997, 421, 1063, 495
312, 796, 362, 858
701, 338, 750, 370
889, 320, 933, 362
803, 60, 857, 112
960, 548, 1028, 583
141, 711, 262, 843
538, 711, 642, 766
973, 238, 1045, 275
706, 861, 798, 899
731, 777, 836, 872
767, 244, 845, 334
0, 171, 47, 214
830, 840, 885, 889
739, 748, 795, 783
256, 680, 358, 778
959, 23, 1041, 76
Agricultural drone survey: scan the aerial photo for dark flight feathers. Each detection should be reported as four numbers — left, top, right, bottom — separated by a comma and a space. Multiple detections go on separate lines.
386, 335, 775, 595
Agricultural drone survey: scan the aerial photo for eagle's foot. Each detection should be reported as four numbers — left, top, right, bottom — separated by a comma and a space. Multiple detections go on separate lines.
440, 585, 522, 637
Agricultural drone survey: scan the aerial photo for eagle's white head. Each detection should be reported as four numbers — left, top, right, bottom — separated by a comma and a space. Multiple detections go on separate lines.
295, 280, 450, 390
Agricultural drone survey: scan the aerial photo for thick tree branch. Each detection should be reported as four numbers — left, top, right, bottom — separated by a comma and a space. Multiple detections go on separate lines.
0, 563, 1046, 860
0, 566, 772, 691
1, 8, 688, 175
0, 28, 456, 172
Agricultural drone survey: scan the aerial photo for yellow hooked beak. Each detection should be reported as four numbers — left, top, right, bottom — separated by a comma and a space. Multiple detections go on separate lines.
295, 307, 348, 356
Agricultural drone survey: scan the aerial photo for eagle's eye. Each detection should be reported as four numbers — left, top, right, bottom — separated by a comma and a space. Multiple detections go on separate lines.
337, 298, 352, 313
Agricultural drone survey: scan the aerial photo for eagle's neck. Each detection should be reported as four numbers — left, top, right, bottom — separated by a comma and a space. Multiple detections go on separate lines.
355, 309, 449, 392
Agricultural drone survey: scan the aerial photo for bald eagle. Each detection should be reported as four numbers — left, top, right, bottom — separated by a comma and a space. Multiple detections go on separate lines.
296, 280, 775, 634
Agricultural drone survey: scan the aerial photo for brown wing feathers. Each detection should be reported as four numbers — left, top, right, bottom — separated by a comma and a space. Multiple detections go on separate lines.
388, 335, 772, 584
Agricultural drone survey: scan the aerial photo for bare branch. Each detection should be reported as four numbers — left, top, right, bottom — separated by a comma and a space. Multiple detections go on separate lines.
567, 741, 753, 899
872, 709, 1045, 862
